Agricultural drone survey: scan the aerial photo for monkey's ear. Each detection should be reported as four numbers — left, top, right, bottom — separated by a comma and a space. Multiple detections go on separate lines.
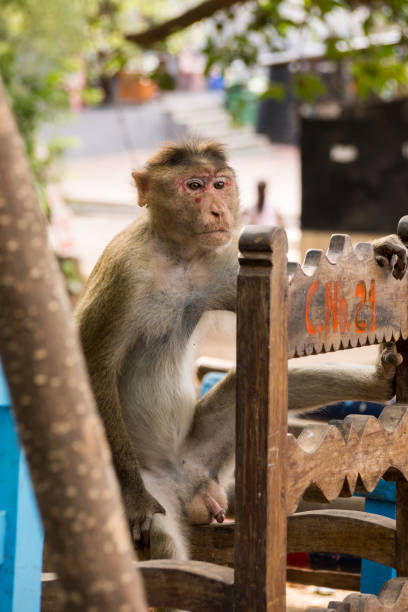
132, 170, 149, 207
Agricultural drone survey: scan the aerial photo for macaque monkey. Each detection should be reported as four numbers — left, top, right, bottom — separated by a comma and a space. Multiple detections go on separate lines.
75, 140, 406, 565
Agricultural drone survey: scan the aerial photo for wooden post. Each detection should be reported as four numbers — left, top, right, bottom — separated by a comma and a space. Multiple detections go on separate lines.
395, 334, 408, 579
395, 215, 408, 578
0, 77, 147, 609
234, 226, 288, 611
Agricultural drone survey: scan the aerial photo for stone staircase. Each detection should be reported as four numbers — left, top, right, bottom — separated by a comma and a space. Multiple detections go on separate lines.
162, 91, 273, 157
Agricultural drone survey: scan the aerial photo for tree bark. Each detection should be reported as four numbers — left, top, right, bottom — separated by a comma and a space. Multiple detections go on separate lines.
0, 78, 147, 610
126, 0, 248, 47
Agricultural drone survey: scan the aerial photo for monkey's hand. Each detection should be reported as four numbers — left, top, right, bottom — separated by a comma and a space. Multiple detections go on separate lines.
185, 479, 228, 526
123, 485, 165, 546
374, 342, 403, 398
372, 234, 408, 280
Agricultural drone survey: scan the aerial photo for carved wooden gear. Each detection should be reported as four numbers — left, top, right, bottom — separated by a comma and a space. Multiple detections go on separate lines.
286, 404, 408, 513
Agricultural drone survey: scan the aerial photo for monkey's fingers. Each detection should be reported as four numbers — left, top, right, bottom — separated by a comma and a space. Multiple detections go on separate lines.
132, 522, 142, 544
130, 497, 165, 547
141, 517, 152, 550
375, 255, 388, 268
388, 251, 407, 280
374, 237, 408, 280
380, 342, 403, 378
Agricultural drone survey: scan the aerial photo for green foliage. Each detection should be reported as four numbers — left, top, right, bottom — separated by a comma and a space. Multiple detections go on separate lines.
0, 0, 88, 185
201, 0, 408, 104
293, 73, 327, 102
259, 83, 286, 101
0, 0, 91, 292
351, 45, 408, 99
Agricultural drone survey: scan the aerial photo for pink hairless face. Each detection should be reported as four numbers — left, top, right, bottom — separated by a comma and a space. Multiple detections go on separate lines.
175, 166, 235, 195
157, 162, 240, 250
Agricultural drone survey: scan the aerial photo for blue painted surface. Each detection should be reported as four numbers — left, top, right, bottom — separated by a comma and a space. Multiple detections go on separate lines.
361, 480, 396, 503
0, 364, 43, 612
359, 481, 396, 595
199, 371, 227, 397
0, 369, 10, 406
13, 455, 43, 612
0, 512, 6, 564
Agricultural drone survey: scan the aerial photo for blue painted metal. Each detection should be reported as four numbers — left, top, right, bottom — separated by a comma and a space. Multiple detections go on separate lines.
0, 364, 44, 612
0, 512, 6, 564
359, 480, 396, 595
199, 372, 227, 397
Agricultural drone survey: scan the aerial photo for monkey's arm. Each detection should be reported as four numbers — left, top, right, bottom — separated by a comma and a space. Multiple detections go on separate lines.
89, 367, 164, 541
184, 344, 400, 470
288, 343, 401, 413
76, 258, 165, 543
183, 370, 236, 477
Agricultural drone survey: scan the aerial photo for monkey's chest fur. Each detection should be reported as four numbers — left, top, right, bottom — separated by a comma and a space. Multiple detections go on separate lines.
118, 275, 209, 470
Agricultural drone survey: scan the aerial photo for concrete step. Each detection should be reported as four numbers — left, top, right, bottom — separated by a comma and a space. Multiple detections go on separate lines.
162, 91, 272, 155
170, 108, 231, 124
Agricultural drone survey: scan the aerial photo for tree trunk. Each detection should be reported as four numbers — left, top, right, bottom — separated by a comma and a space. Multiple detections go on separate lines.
0, 77, 147, 610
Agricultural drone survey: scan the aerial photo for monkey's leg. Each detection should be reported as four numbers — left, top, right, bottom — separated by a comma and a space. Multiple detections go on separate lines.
183, 369, 236, 480
86, 371, 165, 548
142, 474, 189, 612
141, 471, 189, 561
288, 343, 402, 413
184, 343, 401, 470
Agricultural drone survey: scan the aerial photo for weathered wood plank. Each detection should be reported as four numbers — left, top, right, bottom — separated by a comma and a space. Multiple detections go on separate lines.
395, 330, 408, 578
287, 235, 408, 358
286, 404, 408, 513
235, 226, 288, 611
137, 560, 234, 611
191, 509, 396, 570
396, 478, 408, 577
41, 562, 235, 612
288, 510, 396, 566
328, 577, 408, 610
190, 521, 234, 567
287, 567, 360, 592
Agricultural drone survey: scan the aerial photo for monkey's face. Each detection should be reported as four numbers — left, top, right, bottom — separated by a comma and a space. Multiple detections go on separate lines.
170, 164, 239, 249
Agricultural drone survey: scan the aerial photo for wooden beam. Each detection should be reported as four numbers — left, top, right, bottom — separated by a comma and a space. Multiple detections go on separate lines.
137, 560, 234, 611
235, 226, 288, 611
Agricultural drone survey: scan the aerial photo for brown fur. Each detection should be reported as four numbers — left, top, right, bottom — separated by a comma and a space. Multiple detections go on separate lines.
75, 141, 406, 578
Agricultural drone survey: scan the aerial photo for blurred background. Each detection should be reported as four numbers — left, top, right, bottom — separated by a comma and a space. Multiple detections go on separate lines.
4, 0, 408, 295
3, 1, 408, 606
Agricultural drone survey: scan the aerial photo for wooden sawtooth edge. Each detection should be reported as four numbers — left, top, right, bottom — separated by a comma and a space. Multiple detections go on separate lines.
327, 577, 408, 611
286, 404, 408, 514
287, 235, 373, 286
287, 232, 408, 358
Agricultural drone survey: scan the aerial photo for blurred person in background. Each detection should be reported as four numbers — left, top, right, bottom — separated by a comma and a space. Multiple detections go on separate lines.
243, 180, 284, 227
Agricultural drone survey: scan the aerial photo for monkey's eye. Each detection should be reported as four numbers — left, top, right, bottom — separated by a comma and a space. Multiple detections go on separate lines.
186, 179, 204, 191
213, 180, 225, 190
